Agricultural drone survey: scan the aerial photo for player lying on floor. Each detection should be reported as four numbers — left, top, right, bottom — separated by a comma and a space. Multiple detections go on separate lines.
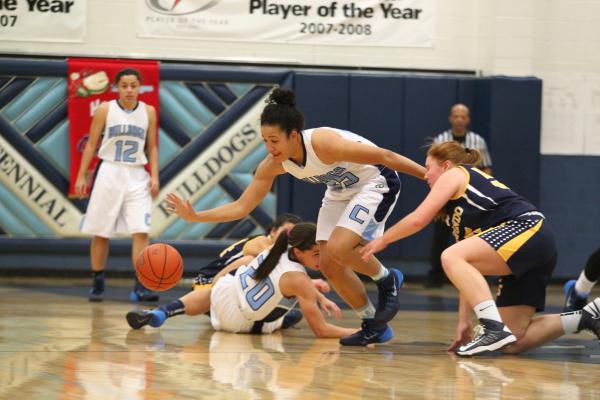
127, 222, 357, 337
190, 213, 302, 290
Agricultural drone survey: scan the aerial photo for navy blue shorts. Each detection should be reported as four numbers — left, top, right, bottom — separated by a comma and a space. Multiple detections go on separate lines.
477, 213, 557, 312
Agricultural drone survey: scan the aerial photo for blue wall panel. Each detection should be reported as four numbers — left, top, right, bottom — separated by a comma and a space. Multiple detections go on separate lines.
485, 77, 542, 206
540, 155, 600, 278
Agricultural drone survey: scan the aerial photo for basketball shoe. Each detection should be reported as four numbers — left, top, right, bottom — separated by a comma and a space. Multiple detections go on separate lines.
374, 269, 404, 323
563, 280, 588, 312
88, 273, 104, 302
130, 280, 159, 302
339, 319, 393, 346
577, 297, 600, 340
455, 319, 517, 357
126, 308, 167, 329
282, 309, 303, 329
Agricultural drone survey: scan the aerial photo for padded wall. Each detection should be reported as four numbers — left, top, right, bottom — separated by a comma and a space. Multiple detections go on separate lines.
478, 77, 542, 206
539, 155, 600, 278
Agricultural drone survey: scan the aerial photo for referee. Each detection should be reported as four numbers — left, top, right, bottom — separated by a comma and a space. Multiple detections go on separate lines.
425, 103, 493, 287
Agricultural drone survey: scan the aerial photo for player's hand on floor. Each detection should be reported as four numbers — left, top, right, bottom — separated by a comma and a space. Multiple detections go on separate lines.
447, 320, 473, 352
319, 297, 342, 320
165, 192, 197, 222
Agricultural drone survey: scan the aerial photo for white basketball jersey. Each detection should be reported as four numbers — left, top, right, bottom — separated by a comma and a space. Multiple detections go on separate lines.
234, 249, 306, 322
97, 100, 149, 165
282, 128, 384, 197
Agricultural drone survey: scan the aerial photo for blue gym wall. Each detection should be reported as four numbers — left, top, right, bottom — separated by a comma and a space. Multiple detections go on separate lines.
0, 57, 589, 279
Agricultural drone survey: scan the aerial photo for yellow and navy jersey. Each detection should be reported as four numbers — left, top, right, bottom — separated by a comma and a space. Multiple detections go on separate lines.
443, 166, 537, 241
200, 236, 259, 277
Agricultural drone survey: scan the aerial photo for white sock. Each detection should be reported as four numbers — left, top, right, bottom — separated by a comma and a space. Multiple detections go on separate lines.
473, 300, 503, 324
355, 300, 376, 319
560, 311, 582, 334
575, 270, 595, 296
370, 264, 389, 281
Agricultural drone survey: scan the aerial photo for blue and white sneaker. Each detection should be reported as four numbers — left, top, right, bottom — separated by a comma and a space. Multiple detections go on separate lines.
126, 308, 167, 329
339, 319, 393, 346
130, 281, 159, 302
563, 280, 588, 312
374, 269, 404, 324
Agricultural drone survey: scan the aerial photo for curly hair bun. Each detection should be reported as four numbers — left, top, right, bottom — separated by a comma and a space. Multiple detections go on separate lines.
268, 88, 296, 107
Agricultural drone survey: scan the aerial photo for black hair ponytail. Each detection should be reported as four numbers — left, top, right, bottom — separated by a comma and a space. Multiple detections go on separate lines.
253, 222, 317, 281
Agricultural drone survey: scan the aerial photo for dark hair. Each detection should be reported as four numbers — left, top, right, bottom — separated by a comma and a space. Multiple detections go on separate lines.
266, 213, 302, 234
115, 68, 142, 84
427, 141, 481, 166
260, 88, 305, 135
253, 222, 316, 281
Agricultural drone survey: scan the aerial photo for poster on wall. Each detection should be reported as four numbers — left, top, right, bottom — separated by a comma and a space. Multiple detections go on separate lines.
137, 0, 434, 47
67, 58, 160, 197
0, 0, 86, 42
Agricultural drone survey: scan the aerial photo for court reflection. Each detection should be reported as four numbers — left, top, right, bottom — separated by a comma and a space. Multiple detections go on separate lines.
452, 355, 597, 400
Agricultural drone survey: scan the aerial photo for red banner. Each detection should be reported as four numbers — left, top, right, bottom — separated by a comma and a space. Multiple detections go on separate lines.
67, 58, 160, 197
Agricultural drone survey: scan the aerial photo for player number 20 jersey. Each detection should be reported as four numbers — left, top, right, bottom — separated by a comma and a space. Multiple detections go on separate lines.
234, 249, 306, 322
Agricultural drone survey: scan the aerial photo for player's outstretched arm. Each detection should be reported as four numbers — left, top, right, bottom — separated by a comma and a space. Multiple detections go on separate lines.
165, 157, 285, 223
280, 272, 356, 338
311, 128, 426, 180
360, 167, 466, 260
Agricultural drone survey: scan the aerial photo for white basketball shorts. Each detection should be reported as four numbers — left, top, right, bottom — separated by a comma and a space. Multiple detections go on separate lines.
80, 161, 151, 238
210, 274, 283, 334
316, 175, 400, 243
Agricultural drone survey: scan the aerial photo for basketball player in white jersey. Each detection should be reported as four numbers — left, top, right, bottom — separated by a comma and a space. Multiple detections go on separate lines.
165, 88, 426, 346
75, 68, 159, 302
127, 223, 356, 338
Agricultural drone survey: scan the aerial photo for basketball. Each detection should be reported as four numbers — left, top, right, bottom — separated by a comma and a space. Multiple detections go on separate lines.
135, 243, 183, 292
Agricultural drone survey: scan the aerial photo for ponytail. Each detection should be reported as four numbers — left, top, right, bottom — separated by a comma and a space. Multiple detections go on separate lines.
427, 141, 481, 166
253, 222, 317, 281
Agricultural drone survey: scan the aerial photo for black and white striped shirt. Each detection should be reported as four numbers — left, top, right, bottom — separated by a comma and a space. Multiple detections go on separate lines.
433, 130, 493, 168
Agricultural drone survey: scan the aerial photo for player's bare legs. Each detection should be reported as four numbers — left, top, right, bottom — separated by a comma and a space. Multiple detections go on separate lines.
320, 227, 404, 346
130, 232, 158, 302
131, 233, 149, 267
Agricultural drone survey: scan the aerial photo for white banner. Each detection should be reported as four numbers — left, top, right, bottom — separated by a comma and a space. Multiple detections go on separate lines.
0, 0, 86, 42
137, 0, 434, 47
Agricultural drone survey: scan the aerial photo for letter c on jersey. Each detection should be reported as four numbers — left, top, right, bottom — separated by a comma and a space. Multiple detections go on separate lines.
349, 205, 369, 224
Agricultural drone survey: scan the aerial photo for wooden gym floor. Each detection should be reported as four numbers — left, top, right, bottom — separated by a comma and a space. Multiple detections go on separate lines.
0, 277, 599, 400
